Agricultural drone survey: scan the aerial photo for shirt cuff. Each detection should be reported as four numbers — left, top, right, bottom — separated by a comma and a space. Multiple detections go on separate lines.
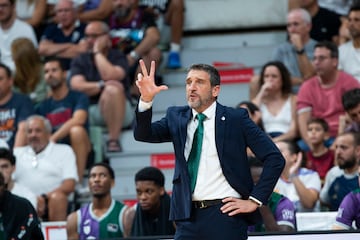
249, 196, 263, 207
138, 99, 153, 112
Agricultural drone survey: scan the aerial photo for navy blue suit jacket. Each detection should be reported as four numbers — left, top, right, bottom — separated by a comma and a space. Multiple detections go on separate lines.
134, 102, 285, 221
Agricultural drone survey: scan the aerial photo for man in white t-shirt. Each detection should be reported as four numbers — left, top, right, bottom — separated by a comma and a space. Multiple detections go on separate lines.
338, 4, 360, 82
0, 147, 37, 208
13, 115, 78, 221
0, 0, 37, 71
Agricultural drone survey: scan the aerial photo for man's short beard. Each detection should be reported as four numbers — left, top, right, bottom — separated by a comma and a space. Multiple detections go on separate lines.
338, 157, 357, 170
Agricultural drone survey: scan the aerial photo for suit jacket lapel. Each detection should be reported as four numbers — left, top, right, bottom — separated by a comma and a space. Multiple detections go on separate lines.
215, 103, 226, 161
179, 107, 192, 158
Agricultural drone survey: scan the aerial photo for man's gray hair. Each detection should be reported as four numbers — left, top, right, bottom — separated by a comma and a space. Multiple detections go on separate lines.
288, 8, 312, 24
26, 115, 52, 133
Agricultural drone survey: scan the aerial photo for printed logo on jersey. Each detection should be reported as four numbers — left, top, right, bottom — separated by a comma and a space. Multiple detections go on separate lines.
83, 219, 91, 235
0, 109, 16, 142
107, 223, 119, 233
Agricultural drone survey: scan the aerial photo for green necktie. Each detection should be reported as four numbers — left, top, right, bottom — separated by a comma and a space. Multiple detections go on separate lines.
188, 113, 206, 193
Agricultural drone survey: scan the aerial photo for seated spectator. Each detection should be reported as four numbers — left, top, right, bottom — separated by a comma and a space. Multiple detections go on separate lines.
78, 0, 113, 22
124, 166, 176, 237
274, 140, 321, 212
0, 171, 44, 240
38, 0, 87, 71
139, 0, 184, 69
0, 0, 38, 72
36, 57, 91, 184
70, 21, 133, 152
340, 88, 360, 134
332, 177, 360, 230
320, 132, 360, 211
66, 162, 130, 239
0, 147, 37, 208
296, 0, 342, 43
248, 156, 296, 232
0, 63, 34, 148
338, 3, 360, 82
297, 41, 360, 151
252, 61, 297, 142
236, 101, 264, 131
11, 37, 48, 104
249, 8, 316, 99
16, 0, 47, 39
13, 115, 78, 221
109, 0, 162, 94
305, 118, 335, 183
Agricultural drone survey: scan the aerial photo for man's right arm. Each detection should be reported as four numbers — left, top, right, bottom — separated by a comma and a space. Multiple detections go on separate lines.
297, 109, 312, 147
66, 211, 79, 240
70, 75, 102, 97
38, 39, 72, 57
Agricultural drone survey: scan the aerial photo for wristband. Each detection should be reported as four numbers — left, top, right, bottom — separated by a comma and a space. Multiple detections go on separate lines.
130, 50, 140, 60
98, 80, 105, 90
296, 48, 305, 55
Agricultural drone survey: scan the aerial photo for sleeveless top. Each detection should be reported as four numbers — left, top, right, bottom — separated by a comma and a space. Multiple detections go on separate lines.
260, 96, 292, 134
77, 199, 126, 239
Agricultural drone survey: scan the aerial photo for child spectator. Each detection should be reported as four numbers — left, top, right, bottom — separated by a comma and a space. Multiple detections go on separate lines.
305, 118, 335, 182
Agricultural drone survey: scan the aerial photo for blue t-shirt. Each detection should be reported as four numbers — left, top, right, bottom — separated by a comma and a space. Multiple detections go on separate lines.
41, 21, 86, 70
0, 92, 34, 148
36, 90, 90, 133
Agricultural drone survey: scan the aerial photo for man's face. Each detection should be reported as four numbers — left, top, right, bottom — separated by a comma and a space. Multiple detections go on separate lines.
287, 11, 311, 37
335, 134, 359, 170
135, 180, 164, 212
26, 118, 50, 153
348, 10, 360, 39
312, 47, 338, 77
347, 103, 360, 124
84, 23, 108, 50
0, 67, 13, 101
44, 61, 65, 90
0, 0, 14, 23
0, 159, 14, 185
55, 0, 76, 29
186, 70, 219, 113
88, 166, 114, 198
112, 0, 133, 20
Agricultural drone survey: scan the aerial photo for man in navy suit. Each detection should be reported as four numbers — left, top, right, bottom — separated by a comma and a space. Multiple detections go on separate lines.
134, 60, 285, 239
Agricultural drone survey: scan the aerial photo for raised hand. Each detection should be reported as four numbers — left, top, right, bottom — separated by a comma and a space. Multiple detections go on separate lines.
135, 59, 168, 102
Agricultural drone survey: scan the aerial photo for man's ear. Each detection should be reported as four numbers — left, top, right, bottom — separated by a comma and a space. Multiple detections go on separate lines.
159, 186, 165, 196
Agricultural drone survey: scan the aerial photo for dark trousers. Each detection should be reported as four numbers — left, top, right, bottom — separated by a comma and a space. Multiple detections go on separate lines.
174, 203, 248, 240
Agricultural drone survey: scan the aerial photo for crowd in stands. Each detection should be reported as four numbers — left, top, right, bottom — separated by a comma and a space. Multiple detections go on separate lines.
1, 0, 360, 238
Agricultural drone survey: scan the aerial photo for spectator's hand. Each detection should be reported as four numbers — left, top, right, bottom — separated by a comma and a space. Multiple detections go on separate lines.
289, 151, 302, 177
221, 197, 258, 216
289, 33, 303, 51
136, 59, 168, 102
93, 35, 110, 54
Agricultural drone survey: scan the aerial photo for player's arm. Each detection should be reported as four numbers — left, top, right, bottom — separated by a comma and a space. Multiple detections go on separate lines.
66, 211, 79, 240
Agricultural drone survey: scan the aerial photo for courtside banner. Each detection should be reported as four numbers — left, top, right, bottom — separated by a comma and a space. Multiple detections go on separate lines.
213, 62, 254, 84
151, 153, 175, 169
